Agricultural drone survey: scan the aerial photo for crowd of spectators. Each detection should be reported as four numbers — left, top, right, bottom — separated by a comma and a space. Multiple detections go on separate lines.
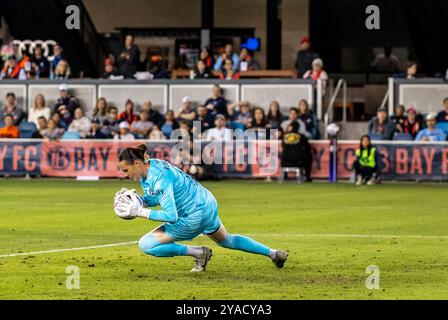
368, 100, 448, 141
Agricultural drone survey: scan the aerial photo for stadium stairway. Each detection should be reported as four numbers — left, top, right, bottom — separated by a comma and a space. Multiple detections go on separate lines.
0, 0, 106, 77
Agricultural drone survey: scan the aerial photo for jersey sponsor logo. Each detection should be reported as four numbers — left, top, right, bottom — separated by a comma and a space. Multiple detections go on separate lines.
148, 189, 163, 197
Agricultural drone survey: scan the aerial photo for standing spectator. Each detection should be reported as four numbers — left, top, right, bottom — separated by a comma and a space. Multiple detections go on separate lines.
159, 110, 179, 138
130, 110, 153, 139
371, 46, 401, 73
266, 100, 286, 130
200, 47, 214, 69
204, 114, 232, 141
298, 99, 318, 139
280, 107, 310, 138
401, 107, 421, 138
239, 48, 261, 71
102, 106, 121, 138
294, 36, 319, 77
41, 119, 64, 140
214, 44, 240, 72
368, 108, 395, 140
68, 107, 91, 138
175, 96, 197, 125
303, 58, 328, 91
28, 94, 51, 126
390, 104, 407, 133
436, 97, 448, 123
354, 135, 379, 186
118, 99, 139, 125
191, 59, 213, 79
218, 58, 240, 80
0, 114, 19, 138
53, 84, 78, 116
86, 118, 108, 139
114, 121, 135, 140
204, 85, 229, 117
0, 55, 27, 80
149, 125, 166, 140
51, 44, 64, 71
31, 116, 48, 139
91, 97, 108, 125
228, 100, 252, 128
141, 101, 163, 125
30, 46, 50, 78
118, 34, 140, 78
54, 60, 71, 80
415, 113, 447, 142
1, 92, 26, 125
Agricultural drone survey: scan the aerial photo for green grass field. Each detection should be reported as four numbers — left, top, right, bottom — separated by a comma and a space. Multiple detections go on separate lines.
0, 179, 447, 300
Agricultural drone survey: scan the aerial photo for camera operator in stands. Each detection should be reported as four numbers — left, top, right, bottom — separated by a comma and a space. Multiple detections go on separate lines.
281, 121, 313, 182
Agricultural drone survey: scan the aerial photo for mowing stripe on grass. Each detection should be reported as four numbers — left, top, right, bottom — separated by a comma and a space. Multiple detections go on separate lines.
1, 233, 447, 258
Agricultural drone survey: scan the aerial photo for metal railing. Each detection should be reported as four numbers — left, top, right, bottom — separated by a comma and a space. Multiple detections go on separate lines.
324, 78, 347, 131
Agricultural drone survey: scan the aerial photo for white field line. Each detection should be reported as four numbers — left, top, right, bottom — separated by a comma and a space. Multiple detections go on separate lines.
1, 233, 447, 259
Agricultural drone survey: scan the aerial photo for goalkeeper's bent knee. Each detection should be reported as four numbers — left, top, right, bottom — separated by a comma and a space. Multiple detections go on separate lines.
138, 234, 161, 254
138, 234, 187, 257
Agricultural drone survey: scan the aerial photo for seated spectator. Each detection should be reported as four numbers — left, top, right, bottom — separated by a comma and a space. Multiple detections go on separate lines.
68, 107, 91, 138
159, 110, 179, 139
415, 113, 447, 142
294, 36, 319, 78
178, 121, 192, 141
204, 85, 229, 117
40, 119, 64, 140
1, 92, 26, 125
101, 58, 120, 79
191, 59, 213, 79
368, 108, 395, 140
51, 112, 67, 130
213, 44, 239, 72
200, 46, 214, 69
354, 135, 379, 186
149, 125, 166, 140
218, 58, 240, 80
194, 105, 214, 134
102, 106, 121, 138
141, 101, 163, 125
30, 46, 50, 78
51, 44, 65, 71
147, 55, 170, 79
0, 114, 19, 138
371, 46, 400, 73
0, 55, 27, 80
31, 116, 48, 139
401, 107, 421, 138
91, 97, 108, 125
303, 58, 328, 91
130, 110, 153, 139
86, 118, 108, 139
53, 83, 78, 116
239, 48, 261, 71
204, 114, 232, 141
175, 96, 197, 125
118, 34, 140, 79
57, 105, 74, 128
436, 97, 448, 123
114, 121, 135, 140
298, 99, 318, 139
390, 104, 407, 133
280, 107, 310, 138
228, 100, 252, 128
397, 60, 418, 80
281, 121, 313, 182
54, 60, 71, 80
28, 94, 51, 126
249, 107, 269, 139
118, 99, 139, 125
266, 100, 286, 130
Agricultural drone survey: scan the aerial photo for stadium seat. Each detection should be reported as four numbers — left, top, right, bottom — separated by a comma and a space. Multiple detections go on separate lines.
368, 133, 386, 141
62, 131, 81, 139
393, 133, 414, 141
0, 121, 4, 128
18, 121, 37, 138
436, 122, 448, 135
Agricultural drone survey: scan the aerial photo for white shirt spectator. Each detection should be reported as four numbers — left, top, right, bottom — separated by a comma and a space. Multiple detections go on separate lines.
28, 107, 51, 126
68, 117, 91, 138
113, 133, 135, 140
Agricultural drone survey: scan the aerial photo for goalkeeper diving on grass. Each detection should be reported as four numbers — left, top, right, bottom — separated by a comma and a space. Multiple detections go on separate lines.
114, 144, 289, 272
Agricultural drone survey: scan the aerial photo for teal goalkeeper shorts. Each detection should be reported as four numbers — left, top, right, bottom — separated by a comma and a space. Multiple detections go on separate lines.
161, 196, 221, 241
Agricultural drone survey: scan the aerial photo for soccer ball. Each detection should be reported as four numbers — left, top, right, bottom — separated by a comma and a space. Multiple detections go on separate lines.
326, 123, 340, 137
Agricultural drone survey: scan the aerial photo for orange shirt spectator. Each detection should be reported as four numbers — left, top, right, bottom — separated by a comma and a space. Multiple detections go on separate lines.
0, 115, 20, 138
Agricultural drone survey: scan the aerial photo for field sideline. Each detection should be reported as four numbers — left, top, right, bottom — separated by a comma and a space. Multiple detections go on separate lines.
0, 179, 447, 300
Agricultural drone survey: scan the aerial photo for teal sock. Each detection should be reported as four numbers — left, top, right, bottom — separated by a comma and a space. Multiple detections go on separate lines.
217, 234, 270, 256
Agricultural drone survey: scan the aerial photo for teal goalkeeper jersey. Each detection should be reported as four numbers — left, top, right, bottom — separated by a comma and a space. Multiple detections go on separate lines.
139, 159, 215, 224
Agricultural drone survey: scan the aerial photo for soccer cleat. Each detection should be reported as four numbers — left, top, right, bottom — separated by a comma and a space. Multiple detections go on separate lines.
355, 176, 363, 186
271, 250, 289, 269
367, 178, 376, 186
190, 247, 212, 272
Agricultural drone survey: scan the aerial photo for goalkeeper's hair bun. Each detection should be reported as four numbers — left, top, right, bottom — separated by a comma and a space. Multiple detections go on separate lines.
118, 144, 148, 164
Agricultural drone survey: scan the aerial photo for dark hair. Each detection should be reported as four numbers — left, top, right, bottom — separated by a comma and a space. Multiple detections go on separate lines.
360, 135, 373, 156
289, 107, 299, 114
118, 144, 148, 164
6, 92, 15, 99
406, 60, 417, 69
